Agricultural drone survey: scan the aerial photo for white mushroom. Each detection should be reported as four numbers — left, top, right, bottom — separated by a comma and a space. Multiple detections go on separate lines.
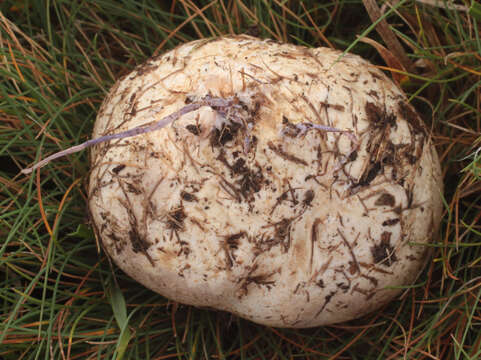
87, 36, 443, 328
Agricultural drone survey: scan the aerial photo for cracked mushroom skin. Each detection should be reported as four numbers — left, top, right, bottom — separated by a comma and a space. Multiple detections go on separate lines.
88, 36, 443, 328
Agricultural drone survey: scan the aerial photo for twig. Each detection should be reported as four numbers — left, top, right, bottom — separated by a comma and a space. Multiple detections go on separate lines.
362, 0, 414, 72
281, 122, 358, 145
21, 96, 237, 175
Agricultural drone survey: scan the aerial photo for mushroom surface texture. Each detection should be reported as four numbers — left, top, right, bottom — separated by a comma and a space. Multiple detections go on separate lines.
88, 36, 443, 328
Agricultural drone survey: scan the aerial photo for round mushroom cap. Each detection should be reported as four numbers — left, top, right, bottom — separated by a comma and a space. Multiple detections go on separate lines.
88, 36, 443, 328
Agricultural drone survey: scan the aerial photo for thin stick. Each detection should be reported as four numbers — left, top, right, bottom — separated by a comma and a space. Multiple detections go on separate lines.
362, 0, 413, 73
21, 96, 236, 175
282, 122, 358, 145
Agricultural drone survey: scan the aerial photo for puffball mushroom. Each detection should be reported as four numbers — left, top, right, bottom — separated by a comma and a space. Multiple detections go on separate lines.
87, 36, 443, 328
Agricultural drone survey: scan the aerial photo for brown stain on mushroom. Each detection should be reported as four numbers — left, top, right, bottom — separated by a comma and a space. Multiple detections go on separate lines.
375, 193, 396, 207
398, 101, 426, 134
292, 234, 307, 272
166, 207, 186, 231
210, 122, 243, 147
129, 227, 155, 267
371, 231, 398, 266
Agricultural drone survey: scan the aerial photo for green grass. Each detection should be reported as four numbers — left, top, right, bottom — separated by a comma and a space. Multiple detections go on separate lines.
1, 0, 480, 359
